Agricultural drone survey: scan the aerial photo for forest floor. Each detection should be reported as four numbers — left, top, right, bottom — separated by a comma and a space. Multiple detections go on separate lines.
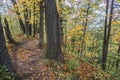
7, 35, 60, 80
7, 34, 97, 80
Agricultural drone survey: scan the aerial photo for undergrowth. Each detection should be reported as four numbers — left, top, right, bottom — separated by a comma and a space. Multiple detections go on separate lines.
0, 65, 15, 80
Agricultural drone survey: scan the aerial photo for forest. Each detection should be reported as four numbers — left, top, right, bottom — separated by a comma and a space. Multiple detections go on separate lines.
0, 0, 120, 80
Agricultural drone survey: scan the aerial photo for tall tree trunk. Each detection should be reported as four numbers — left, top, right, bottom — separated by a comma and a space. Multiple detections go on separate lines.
11, 0, 25, 33
28, 10, 32, 35
38, 1, 44, 48
23, 3, 30, 37
102, 0, 114, 71
4, 18, 15, 43
102, 0, 109, 71
105, 0, 114, 57
0, 15, 15, 73
45, 0, 64, 62
80, 0, 90, 57
33, 2, 37, 37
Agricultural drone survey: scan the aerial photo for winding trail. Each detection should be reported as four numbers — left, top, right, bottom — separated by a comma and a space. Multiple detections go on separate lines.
10, 37, 59, 80
15, 39, 43, 79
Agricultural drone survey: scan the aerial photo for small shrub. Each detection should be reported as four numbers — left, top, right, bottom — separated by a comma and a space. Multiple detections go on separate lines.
95, 68, 110, 80
0, 65, 15, 80
67, 60, 79, 70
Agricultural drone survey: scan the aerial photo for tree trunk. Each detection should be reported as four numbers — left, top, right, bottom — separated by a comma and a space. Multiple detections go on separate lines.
45, 0, 64, 63
38, 1, 44, 48
23, 3, 30, 37
102, 0, 114, 71
0, 15, 15, 73
80, 0, 90, 57
4, 18, 15, 44
11, 0, 25, 33
102, 0, 109, 71
33, 2, 37, 37
116, 45, 120, 69
28, 10, 32, 35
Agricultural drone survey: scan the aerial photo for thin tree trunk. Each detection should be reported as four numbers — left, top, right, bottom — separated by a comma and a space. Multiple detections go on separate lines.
105, 0, 114, 58
102, 0, 114, 71
80, 0, 90, 57
11, 0, 25, 33
116, 45, 120, 69
33, 2, 37, 37
28, 10, 32, 35
64, 21, 67, 51
102, 0, 109, 71
4, 18, 15, 44
23, 3, 30, 37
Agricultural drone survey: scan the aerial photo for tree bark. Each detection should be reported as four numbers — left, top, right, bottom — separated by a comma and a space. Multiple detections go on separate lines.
45, 0, 64, 62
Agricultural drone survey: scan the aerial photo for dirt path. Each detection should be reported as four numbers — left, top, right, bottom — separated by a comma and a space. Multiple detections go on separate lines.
12, 39, 43, 80
11, 38, 59, 80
